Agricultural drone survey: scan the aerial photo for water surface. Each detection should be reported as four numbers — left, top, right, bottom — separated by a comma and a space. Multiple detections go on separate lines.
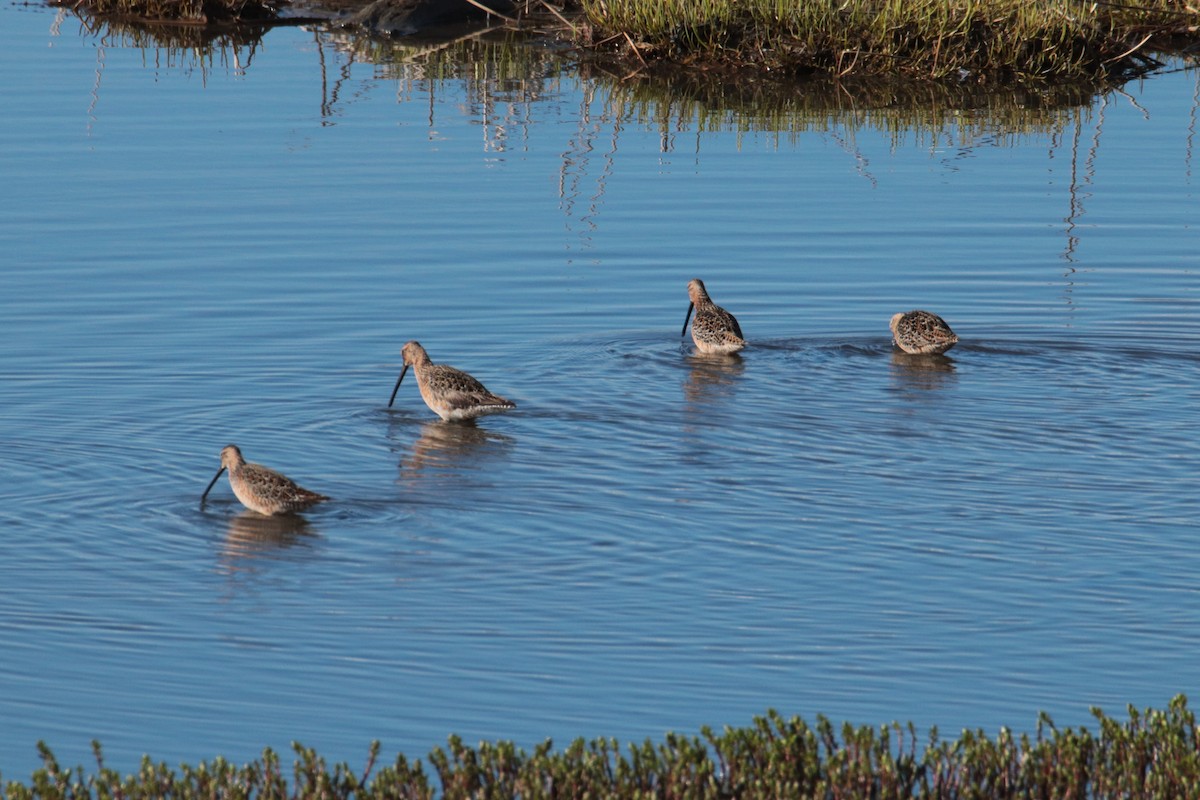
1, 2, 1199, 778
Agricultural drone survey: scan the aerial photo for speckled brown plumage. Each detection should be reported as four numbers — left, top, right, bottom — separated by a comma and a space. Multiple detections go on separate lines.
682, 279, 745, 354
389, 340, 516, 421
889, 310, 959, 355
201, 444, 328, 516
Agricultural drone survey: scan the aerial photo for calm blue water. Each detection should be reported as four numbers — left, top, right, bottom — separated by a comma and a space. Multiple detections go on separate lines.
2, 1, 1199, 779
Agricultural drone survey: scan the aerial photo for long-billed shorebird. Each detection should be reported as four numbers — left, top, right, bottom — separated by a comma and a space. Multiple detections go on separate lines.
889, 310, 959, 355
682, 278, 745, 354
388, 340, 516, 421
201, 444, 328, 515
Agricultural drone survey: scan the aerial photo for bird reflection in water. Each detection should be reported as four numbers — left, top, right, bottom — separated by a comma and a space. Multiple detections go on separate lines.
218, 511, 316, 571
889, 350, 958, 392
683, 351, 745, 408
398, 419, 514, 484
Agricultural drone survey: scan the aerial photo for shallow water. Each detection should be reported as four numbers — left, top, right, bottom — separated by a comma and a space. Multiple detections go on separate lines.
1, 2, 1199, 777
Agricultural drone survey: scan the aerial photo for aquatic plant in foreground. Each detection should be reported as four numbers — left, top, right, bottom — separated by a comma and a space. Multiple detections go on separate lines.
4, 695, 1200, 798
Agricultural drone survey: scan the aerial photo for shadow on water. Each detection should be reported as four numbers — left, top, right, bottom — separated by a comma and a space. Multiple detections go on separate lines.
574, 66, 1104, 143
52, 6, 1167, 129
48, 6, 270, 71
888, 351, 959, 393
217, 510, 318, 568
43, 5, 1200, 257
319, 28, 1197, 258
387, 417, 515, 495
682, 351, 745, 410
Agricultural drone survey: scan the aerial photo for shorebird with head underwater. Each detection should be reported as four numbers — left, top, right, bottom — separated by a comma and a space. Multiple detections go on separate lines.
889, 310, 959, 355
681, 278, 745, 354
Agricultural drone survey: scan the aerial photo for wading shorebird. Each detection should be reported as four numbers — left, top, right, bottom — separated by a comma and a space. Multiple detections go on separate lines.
682, 278, 745, 354
201, 444, 328, 515
889, 310, 959, 355
388, 340, 516, 421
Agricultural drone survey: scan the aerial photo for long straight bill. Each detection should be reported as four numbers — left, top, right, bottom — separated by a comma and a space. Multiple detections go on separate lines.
388, 365, 410, 408
681, 303, 695, 337
201, 467, 226, 503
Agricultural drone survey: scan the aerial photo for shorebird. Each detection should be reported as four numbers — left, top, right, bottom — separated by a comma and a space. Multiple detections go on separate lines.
682, 279, 745, 354
388, 340, 516, 421
889, 310, 959, 355
201, 444, 328, 515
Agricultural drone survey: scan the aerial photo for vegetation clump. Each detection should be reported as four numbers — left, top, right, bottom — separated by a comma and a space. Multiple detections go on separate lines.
42, 0, 1200, 83
49, 0, 286, 26
577, 0, 1198, 82
5, 695, 1200, 799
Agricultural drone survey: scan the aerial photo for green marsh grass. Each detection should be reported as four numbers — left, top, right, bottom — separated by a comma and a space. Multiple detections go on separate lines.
5, 696, 1200, 799
579, 0, 1198, 81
